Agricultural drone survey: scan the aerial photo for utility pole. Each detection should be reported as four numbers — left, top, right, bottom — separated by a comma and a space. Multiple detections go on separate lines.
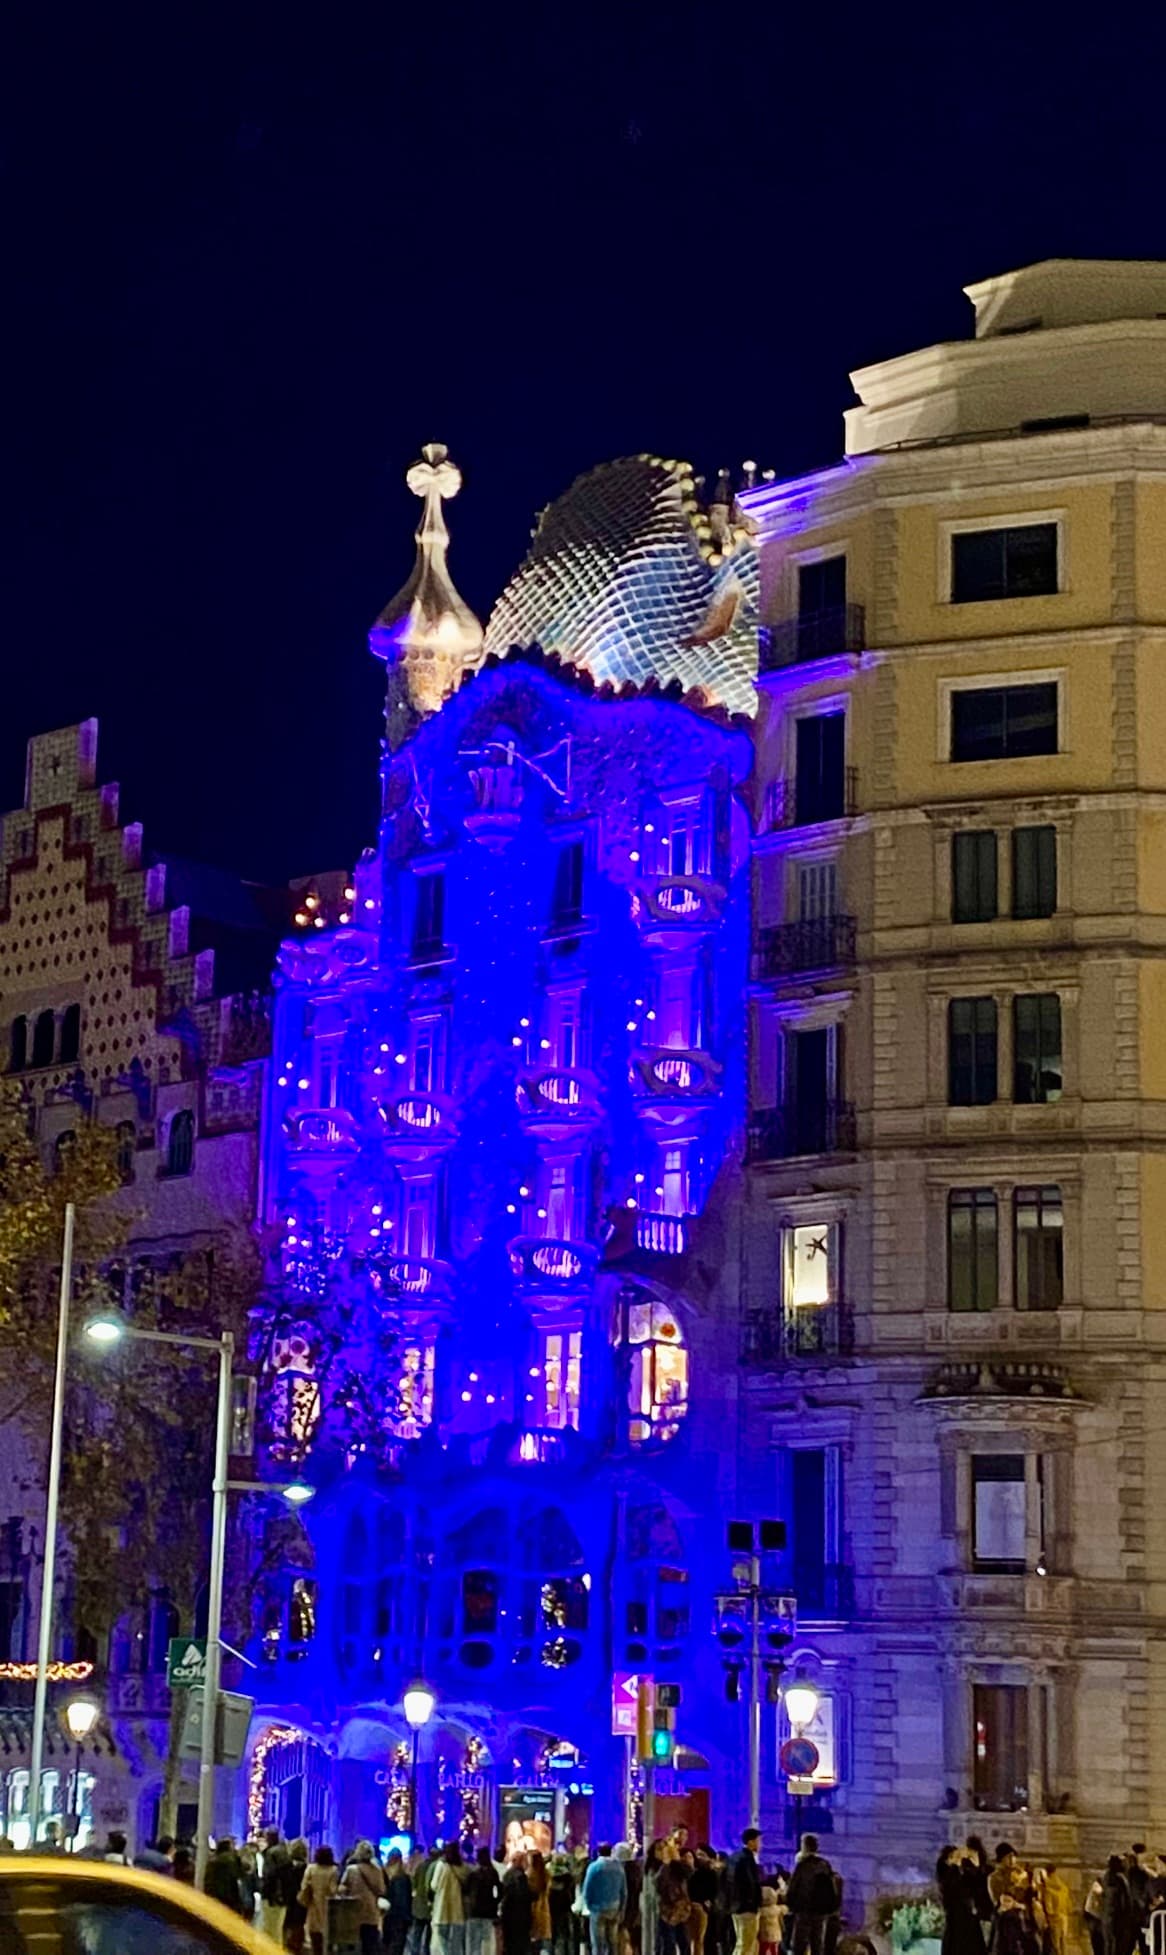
713, 1521, 795, 1835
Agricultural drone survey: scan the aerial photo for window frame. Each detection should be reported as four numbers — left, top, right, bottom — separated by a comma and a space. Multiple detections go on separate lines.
947, 1188, 999, 1313
971, 1454, 1027, 1571
1013, 993, 1063, 1104
1013, 1184, 1064, 1310
1012, 824, 1058, 919
937, 669, 1066, 764
941, 511, 1065, 607
948, 996, 998, 1106
951, 830, 998, 923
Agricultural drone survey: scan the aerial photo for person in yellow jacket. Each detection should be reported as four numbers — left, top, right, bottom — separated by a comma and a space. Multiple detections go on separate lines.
1037, 1865, 1073, 1955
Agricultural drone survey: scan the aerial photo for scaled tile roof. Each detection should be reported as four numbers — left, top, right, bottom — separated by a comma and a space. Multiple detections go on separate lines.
480, 455, 761, 716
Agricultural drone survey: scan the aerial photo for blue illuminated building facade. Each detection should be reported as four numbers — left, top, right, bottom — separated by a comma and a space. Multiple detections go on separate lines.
246, 451, 759, 1849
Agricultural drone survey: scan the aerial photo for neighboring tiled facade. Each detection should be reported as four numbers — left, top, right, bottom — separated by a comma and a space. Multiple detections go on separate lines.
738, 259, 1166, 1890
0, 719, 281, 1848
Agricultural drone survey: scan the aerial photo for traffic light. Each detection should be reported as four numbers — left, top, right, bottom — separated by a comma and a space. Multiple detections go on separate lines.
651, 1727, 673, 1763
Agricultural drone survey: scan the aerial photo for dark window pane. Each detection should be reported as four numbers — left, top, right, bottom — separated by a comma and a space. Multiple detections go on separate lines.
552, 841, 585, 924
952, 523, 1057, 603
799, 555, 846, 615
1013, 994, 1062, 1103
951, 684, 1058, 763
8, 1015, 27, 1073
948, 1190, 998, 1312
795, 712, 846, 824
973, 1683, 1029, 1810
414, 873, 445, 953
31, 1008, 55, 1068
949, 997, 997, 1105
1012, 826, 1057, 918
59, 1002, 81, 1064
791, 1447, 827, 1615
462, 1569, 499, 1635
1015, 1185, 1064, 1309
166, 1109, 195, 1177
952, 832, 998, 923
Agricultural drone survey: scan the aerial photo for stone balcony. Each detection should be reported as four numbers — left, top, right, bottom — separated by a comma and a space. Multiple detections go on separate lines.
367, 1253, 455, 1312
631, 1046, 722, 1104
284, 1107, 361, 1174
516, 1066, 603, 1132
631, 874, 727, 942
378, 1089, 460, 1156
508, 1235, 599, 1303
937, 1571, 1076, 1618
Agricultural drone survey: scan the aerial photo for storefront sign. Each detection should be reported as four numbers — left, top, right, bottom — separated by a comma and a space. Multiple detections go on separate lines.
499, 1787, 555, 1862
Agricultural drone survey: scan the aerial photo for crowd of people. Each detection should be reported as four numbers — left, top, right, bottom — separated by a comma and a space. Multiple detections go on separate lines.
936, 1838, 1166, 1955
160, 1822, 846, 1955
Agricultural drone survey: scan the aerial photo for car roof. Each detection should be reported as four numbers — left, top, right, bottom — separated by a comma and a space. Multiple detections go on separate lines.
0, 1858, 281, 1952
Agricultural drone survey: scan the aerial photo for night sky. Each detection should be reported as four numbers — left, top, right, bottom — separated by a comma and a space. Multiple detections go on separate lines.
6, 5, 1165, 884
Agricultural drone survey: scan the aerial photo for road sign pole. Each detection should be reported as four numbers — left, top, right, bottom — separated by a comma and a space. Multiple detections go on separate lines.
748, 1553, 762, 1832
195, 1331, 233, 1888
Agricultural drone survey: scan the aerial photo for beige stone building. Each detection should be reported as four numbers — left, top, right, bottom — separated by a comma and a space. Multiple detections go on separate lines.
738, 260, 1166, 1884
0, 718, 284, 1847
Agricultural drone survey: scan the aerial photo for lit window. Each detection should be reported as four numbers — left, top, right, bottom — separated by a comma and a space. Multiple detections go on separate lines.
289, 1578, 317, 1645
972, 1455, 1027, 1569
619, 1295, 689, 1446
781, 1221, 841, 1356
540, 1330, 582, 1431
973, 1683, 1029, 1811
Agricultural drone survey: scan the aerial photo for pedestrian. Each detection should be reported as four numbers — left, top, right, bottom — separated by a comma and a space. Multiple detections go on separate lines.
205, 1836, 246, 1915
644, 1842, 669, 1955
550, 1849, 576, 1955
501, 1854, 534, 1955
413, 1848, 438, 1955
784, 1836, 839, 1955
688, 1849, 719, 1955
528, 1853, 553, 1955
726, 1831, 763, 1955
582, 1844, 627, 1955
936, 1850, 981, 1955
301, 1845, 340, 1955
1102, 1856, 1138, 1955
759, 1888, 783, 1955
465, 1845, 502, 1955
344, 1840, 390, 1955
387, 1850, 417, 1955
285, 1840, 310, 1953
962, 1840, 992, 1932
432, 1841, 468, 1955
262, 1827, 293, 1944
656, 1852, 692, 1955
1037, 1866, 1072, 1955
173, 1847, 196, 1886
240, 1842, 259, 1920
102, 1830, 131, 1866
614, 1845, 641, 1955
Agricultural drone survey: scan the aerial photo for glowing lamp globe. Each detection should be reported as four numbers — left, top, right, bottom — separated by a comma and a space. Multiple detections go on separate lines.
403, 1685, 435, 1731
784, 1683, 820, 1731
84, 1315, 125, 1346
281, 1480, 315, 1507
64, 1698, 100, 1742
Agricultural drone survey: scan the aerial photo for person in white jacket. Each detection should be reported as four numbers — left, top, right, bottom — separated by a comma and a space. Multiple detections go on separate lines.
432, 1840, 468, 1955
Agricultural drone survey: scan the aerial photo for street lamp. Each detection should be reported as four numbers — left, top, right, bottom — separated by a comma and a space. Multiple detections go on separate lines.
63, 1696, 99, 1852
83, 1310, 234, 1888
783, 1683, 820, 1734
403, 1684, 435, 1841
28, 1203, 77, 1849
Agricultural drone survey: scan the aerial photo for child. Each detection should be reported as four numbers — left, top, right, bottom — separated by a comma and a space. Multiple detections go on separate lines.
760, 1884, 784, 1955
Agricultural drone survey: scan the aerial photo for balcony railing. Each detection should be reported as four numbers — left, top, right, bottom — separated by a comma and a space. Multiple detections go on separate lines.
634, 1213, 688, 1256
508, 1236, 599, 1292
632, 875, 727, 931
762, 768, 857, 833
792, 1564, 855, 1622
754, 915, 857, 979
759, 603, 866, 672
747, 1100, 856, 1161
743, 1298, 853, 1363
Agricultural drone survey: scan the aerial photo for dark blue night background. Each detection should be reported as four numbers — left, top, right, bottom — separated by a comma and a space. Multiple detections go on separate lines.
4, 1, 1165, 879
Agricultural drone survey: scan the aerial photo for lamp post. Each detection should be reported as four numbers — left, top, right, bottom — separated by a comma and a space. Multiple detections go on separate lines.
403, 1685, 435, 1843
84, 1312, 234, 1887
713, 1523, 795, 1832
63, 1695, 99, 1851
782, 1681, 820, 1842
28, 1202, 77, 1849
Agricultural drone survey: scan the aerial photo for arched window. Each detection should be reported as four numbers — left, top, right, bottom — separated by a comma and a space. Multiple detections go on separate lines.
59, 1004, 81, 1065
165, 1109, 195, 1177
115, 1121, 136, 1185
31, 1010, 55, 1069
618, 1292, 689, 1446
8, 1016, 27, 1073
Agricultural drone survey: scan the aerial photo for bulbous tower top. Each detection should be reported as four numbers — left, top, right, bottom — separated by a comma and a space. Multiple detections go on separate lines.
370, 443, 484, 745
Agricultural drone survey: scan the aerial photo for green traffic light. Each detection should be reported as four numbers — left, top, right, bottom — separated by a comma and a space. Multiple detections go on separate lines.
651, 1729, 673, 1761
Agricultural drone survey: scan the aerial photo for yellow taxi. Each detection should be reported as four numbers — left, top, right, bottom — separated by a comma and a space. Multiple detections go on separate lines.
0, 1856, 284, 1955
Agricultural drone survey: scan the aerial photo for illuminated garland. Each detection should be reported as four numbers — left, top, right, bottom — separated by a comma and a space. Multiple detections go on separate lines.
248, 1724, 300, 1836
0, 1661, 94, 1682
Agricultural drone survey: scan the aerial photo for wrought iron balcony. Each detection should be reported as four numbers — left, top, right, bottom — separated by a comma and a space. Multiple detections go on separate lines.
747, 1100, 856, 1161
759, 602, 866, 672
379, 1091, 460, 1151
367, 1254, 454, 1308
632, 1046, 722, 1099
754, 914, 857, 979
791, 1564, 855, 1622
284, 1107, 360, 1167
743, 1297, 853, 1363
762, 769, 857, 833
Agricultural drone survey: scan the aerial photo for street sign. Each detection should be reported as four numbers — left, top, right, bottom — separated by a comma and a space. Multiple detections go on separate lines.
180, 1688, 254, 1767
166, 1637, 207, 1689
779, 1736, 820, 1778
786, 1775, 815, 1796
612, 1670, 649, 1737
